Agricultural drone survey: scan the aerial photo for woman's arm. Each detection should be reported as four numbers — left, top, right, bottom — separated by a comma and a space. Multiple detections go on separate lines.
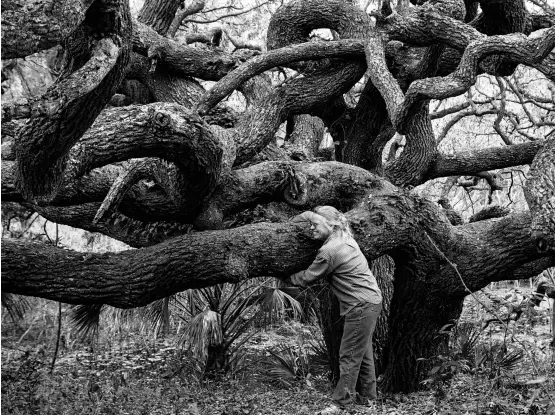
290, 253, 332, 287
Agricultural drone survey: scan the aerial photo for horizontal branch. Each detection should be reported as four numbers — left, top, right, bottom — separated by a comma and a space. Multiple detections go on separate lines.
1, 161, 180, 222
379, 9, 481, 51
1, 222, 322, 307
455, 213, 549, 291
507, 257, 555, 281
428, 141, 544, 178
21, 202, 193, 248
3, 193, 549, 307
3, 159, 397, 243
196, 161, 397, 229
42, 103, 220, 212
132, 20, 241, 81
197, 40, 366, 115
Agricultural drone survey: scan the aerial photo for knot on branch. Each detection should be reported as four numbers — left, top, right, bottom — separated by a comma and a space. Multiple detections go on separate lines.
153, 111, 171, 128
148, 107, 173, 131
283, 165, 308, 206
531, 231, 552, 253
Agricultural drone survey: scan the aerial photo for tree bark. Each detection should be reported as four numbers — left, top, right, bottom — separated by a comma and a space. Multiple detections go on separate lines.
1, 0, 94, 59
137, 0, 181, 36
524, 138, 555, 253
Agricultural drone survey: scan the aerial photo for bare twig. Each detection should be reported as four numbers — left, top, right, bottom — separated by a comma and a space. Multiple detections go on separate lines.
492, 77, 514, 146
51, 301, 63, 373
51, 223, 63, 373
183, 0, 271, 24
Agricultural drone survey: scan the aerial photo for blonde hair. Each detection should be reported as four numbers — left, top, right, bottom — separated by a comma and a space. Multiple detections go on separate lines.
313, 206, 353, 239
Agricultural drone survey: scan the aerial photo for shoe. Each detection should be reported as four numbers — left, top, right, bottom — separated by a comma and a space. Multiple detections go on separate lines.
319, 404, 343, 415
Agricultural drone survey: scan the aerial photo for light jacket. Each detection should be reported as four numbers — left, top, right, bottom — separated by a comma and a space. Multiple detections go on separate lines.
291, 234, 382, 316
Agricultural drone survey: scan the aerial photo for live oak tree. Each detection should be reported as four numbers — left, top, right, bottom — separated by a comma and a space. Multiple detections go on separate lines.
2, 0, 555, 392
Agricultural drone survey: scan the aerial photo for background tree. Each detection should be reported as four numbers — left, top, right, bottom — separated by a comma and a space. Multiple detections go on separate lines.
2, 0, 554, 392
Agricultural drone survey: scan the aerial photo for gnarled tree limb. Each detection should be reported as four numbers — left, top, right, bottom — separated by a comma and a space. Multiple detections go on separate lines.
1, 0, 94, 59
14, 0, 132, 203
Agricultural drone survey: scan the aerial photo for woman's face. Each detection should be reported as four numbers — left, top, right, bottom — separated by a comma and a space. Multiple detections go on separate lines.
310, 214, 332, 240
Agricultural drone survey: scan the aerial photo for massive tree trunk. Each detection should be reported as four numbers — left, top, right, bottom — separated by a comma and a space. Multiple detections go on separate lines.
2, 0, 554, 393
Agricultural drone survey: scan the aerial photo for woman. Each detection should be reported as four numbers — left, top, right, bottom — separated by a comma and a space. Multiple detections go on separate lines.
289, 206, 382, 414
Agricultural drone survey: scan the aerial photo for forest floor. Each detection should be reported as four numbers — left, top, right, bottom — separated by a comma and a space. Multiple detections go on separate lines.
2, 288, 554, 415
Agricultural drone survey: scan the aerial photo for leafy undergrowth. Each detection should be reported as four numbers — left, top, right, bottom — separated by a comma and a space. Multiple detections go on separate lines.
2, 291, 555, 415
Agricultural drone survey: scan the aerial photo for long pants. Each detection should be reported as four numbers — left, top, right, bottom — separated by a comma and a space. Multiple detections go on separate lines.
331, 301, 382, 407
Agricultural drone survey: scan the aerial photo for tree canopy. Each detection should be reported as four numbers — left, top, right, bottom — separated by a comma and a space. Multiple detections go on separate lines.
2, 0, 554, 392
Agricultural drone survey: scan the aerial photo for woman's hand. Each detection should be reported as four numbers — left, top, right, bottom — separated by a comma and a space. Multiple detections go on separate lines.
290, 214, 308, 224
290, 211, 318, 224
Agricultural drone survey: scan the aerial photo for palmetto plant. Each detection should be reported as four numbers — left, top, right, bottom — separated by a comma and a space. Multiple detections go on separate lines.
476, 342, 524, 378
264, 346, 312, 387
450, 321, 483, 367
260, 286, 305, 326
177, 280, 304, 378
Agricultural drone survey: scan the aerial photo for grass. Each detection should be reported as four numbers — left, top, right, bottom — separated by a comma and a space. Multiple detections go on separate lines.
2, 290, 554, 415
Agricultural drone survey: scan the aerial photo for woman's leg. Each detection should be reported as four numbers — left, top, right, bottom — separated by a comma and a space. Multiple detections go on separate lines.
331, 303, 378, 407
356, 302, 382, 403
